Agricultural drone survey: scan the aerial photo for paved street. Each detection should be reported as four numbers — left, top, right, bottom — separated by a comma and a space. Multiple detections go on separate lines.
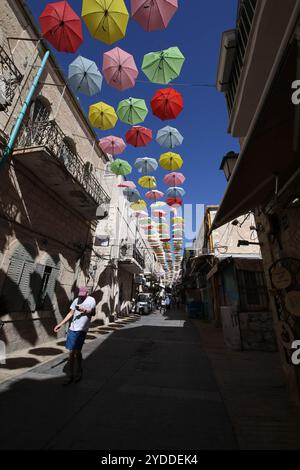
0, 309, 237, 450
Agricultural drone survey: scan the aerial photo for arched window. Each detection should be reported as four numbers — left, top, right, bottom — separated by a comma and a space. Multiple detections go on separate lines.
32, 96, 51, 123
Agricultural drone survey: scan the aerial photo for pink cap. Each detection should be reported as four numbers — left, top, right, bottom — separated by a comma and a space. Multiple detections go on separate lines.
79, 287, 89, 296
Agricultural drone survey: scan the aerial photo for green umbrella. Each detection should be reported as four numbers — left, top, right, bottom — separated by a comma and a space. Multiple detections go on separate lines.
117, 97, 148, 125
110, 158, 132, 176
142, 47, 185, 84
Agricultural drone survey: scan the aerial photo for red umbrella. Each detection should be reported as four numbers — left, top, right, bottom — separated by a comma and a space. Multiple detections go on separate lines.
151, 88, 183, 121
125, 126, 152, 147
166, 197, 182, 207
39, 1, 83, 53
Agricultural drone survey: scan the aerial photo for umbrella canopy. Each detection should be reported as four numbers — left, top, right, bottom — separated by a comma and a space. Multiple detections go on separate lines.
166, 186, 186, 198
167, 197, 182, 207
142, 47, 185, 85
134, 157, 158, 174
89, 102, 118, 130
117, 180, 136, 189
130, 200, 147, 210
138, 175, 157, 189
157, 126, 183, 148
152, 210, 166, 217
98, 135, 126, 156
138, 217, 153, 225
103, 47, 138, 91
145, 190, 164, 201
68, 56, 102, 96
82, 0, 129, 45
123, 188, 140, 202
163, 171, 185, 186
126, 126, 152, 147
159, 152, 183, 170
131, 210, 148, 218
117, 97, 148, 125
40, 1, 83, 53
110, 158, 132, 176
172, 216, 184, 223
131, 0, 178, 32
151, 87, 183, 120
150, 201, 166, 209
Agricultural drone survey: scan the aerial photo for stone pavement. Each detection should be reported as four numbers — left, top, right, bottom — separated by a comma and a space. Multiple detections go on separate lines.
0, 309, 237, 450
193, 320, 300, 450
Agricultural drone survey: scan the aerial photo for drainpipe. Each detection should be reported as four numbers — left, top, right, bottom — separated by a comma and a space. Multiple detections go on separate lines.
0, 50, 50, 171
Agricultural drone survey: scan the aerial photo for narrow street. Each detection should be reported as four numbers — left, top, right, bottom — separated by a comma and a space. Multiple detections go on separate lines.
0, 309, 237, 450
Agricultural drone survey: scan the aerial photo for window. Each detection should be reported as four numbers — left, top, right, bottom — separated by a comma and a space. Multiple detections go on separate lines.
0, 245, 60, 313
32, 97, 51, 123
237, 269, 268, 311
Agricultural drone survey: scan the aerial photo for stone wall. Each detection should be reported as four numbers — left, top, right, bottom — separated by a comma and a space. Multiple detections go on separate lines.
239, 312, 277, 352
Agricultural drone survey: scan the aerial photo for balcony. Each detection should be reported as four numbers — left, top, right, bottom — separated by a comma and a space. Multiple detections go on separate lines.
13, 119, 110, 219
217, 0, 300, 137
0, 46, 23, 111
118, 243, 145, 274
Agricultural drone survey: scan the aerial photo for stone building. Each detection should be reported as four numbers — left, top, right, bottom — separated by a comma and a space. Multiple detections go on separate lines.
0, 0, 161, 354
215, 0, 300, 398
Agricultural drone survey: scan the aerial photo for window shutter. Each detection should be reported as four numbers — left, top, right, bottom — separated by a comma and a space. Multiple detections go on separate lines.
19, 261, 35, 312
27, 263, 45, 312
43, 267, 59, 310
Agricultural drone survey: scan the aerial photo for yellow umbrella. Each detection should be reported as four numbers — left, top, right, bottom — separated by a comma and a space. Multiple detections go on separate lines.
172, 216, 184, 223
159, 152, 183, 170
89, 101, 117, 130
82, 0, 129, 45
138, 176, 157, 189
130, 200, 147, 210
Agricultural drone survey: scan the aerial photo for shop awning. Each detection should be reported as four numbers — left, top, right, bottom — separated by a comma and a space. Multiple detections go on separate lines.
212, 40, 299, 230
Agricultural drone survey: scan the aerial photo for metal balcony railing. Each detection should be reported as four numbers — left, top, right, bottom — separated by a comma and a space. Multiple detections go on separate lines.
226, 0, 257, 115
133, 245, 145, 269
0, 46, 23, 110
15, 119, 110, 206
119, 243, 145, 269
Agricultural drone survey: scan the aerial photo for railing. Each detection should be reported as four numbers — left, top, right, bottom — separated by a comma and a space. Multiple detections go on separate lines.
133, 245, 145, 270
15, 119, 110, 206
226, 0, 257, 115
0, 46, 23, 109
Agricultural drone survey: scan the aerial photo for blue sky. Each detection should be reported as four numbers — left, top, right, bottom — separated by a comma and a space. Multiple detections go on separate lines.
26, 0, 239, 237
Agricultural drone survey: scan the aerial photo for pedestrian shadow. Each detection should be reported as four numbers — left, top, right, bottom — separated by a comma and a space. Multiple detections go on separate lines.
28, 347, 63, 356
0, 357, 40, 369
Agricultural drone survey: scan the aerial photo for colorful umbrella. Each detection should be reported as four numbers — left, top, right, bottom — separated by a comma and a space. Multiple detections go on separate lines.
98, 135, 126, 156
117, 180, 136, 189
123, 188, 140, 202
68, 56, 102, 96
152, 210, 166, 217
167, 197, 182, 207
166, 186, 186, 198
39, 1, 83, 53
150, 201, 166, 209
157, 126, 183, 148
172, 216, 183, 223
82, 0, 129, 45
103, 47, 138, 91
159, 152, 183, 170
131, 210, 148, 218
151, 88, 183, 120
126, 126, 152, 147
134, 157, 158, 174
138, 175, 157, 189
110, 158, 132, 176
142, 47, 185, 84
163, 171, 185, 186
89, 102, 118, 130
138, 217, 153, 225
130, 200, 147, 210
117, 97, 148, 125
145, 190, 164, 201
131, 0, 178, 32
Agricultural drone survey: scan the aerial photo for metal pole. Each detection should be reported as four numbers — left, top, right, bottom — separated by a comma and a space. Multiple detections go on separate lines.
0, 50, 50, 171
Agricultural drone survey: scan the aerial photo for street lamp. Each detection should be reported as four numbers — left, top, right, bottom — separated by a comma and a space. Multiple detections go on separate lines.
219, 151, 239, 181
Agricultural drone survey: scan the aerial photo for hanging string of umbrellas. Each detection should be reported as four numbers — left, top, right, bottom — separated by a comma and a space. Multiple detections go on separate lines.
38, 0, 184, 277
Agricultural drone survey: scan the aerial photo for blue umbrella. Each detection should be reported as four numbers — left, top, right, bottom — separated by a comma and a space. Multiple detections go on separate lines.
123, 188, 140, 202
134, 157, 158, 174
166, 186, 186, 198
68, 56, 103, 97
156, 126, 183, 149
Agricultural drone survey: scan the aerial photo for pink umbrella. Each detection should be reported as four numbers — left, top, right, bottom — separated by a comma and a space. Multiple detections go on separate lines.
163, 171, 185, 186
98, 135, 126, 156
152, 210, 166, 217
145, 190, 164, 201
103, 47, 138, 91
131, 0, 178, 32
131, 210, 148, 218
117, 180, 136, 189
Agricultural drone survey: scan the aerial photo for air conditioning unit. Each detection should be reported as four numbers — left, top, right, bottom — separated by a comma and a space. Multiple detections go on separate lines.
96, 205, 109, 220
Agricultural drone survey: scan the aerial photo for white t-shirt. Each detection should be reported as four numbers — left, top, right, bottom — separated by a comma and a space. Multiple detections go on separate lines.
69, 296, 96, 332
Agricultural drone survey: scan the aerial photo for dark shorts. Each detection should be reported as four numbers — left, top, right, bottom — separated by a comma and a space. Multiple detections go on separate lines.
65, 329, 87, 351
